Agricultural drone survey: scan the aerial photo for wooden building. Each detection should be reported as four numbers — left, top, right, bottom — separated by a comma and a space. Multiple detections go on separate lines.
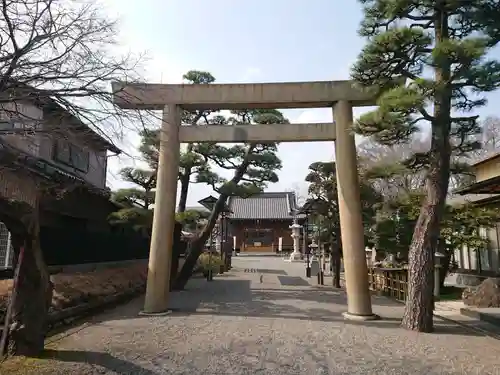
450, 152, 500, 285
0, 92, 121, 269
227, 192, 305, 253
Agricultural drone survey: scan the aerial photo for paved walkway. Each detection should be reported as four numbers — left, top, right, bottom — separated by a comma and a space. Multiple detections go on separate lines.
3, 256, 500, 375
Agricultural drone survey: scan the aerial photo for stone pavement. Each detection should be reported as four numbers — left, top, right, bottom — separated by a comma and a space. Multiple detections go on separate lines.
434, 300, 466, 317
3, 256, 500, 375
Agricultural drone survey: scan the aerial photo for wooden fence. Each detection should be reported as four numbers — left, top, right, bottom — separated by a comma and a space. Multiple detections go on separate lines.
367, 267, 409, 301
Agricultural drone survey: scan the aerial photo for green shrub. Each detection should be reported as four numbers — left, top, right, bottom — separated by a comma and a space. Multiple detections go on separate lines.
197, 252, 224, 273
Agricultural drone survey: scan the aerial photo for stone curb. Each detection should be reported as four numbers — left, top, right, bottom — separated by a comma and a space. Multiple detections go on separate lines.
388, 297, 500, 340
46, 287, 145, 332
0, 287, 145, 358
434, 312, 500, 340
336, 274, 500, 338
460, 308, 500, 328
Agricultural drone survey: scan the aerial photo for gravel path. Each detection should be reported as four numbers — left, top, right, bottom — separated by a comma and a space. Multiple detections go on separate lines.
3, 256, 500, 375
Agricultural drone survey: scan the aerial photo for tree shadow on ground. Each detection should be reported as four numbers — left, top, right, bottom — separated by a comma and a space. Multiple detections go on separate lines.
1, 349, 159, 375
40, 349, 159, 375
88, 278, 490, 337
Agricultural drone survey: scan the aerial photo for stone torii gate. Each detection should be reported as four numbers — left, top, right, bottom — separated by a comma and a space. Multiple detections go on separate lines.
112, 80, 379, 320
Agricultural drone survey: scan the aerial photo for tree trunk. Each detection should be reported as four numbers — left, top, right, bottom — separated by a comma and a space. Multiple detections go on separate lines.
401, 6, 451, 333
332, 227, 343, 288
9, 206, 53, 357
169, 250, 180, 292
332, 255, 341, 288
177, 126, 200, 214
331, 243, 342, 288
401, 153, 450, 333
401, 217, 437, 332
173, 194, 228, 290
169, 223, 184, 291
177, 171, 190, 213
401, 5, 452, 333
174, 145, 255, 289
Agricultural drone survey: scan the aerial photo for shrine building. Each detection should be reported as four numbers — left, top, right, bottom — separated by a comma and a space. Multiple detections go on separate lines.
227, 192, 306, 253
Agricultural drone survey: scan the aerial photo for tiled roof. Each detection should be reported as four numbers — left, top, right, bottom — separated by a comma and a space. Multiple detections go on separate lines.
228, 192, 304, 220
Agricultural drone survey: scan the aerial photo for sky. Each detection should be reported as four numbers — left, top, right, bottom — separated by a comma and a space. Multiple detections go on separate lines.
102, 0, 500, 207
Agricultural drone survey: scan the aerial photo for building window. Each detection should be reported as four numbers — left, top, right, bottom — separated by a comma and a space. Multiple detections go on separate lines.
54, 140, 89, 172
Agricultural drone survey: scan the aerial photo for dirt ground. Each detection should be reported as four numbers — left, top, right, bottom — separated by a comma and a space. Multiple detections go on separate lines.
0, 263, 147, 316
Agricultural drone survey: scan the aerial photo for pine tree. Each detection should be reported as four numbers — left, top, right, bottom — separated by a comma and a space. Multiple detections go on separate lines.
352, 0, 500, 331
305, 161, 382, 287
111, 75, 286, 290
109, 167, 156, 235
139, 70, 216, 213
174, 109, 286, 289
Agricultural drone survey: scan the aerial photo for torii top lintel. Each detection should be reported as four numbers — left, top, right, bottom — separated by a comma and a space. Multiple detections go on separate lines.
111, 80, 379, 111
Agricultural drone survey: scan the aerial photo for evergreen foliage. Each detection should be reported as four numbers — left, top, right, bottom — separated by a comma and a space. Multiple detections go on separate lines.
353, 0, 500, 332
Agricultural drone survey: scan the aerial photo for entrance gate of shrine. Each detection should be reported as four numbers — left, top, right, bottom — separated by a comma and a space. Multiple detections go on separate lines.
112, 80, 379, 320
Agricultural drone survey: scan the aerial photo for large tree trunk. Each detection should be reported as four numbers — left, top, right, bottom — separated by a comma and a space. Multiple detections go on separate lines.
401, 5, 452, 333
9, 205, 53, 357
401, 150, 450, 333
401, 208, 441, 332
401, 6, 451, 333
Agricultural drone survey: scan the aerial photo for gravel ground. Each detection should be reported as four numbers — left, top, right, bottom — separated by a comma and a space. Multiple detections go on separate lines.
2, 256, 500, 375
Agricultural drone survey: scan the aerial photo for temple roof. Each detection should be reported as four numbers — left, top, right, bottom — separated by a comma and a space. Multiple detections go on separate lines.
228, 192, 304, 220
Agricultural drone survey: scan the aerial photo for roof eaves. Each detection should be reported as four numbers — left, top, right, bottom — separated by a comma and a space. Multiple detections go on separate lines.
453, 175, 500, 195
471, 152, 500, 168
447, 193, 500, 207
0, 141, 109, 196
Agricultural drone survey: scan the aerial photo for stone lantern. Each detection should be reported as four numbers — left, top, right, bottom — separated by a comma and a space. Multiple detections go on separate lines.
288, 217, 303, 262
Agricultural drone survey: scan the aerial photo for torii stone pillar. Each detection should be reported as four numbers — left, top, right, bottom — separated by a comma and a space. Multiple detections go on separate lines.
141, 104, 181, 315
333, 100, 377, 320
111, 79, 380, 319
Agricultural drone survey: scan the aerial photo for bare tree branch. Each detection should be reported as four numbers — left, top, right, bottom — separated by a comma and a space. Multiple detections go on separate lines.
0, 0, 148, 150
